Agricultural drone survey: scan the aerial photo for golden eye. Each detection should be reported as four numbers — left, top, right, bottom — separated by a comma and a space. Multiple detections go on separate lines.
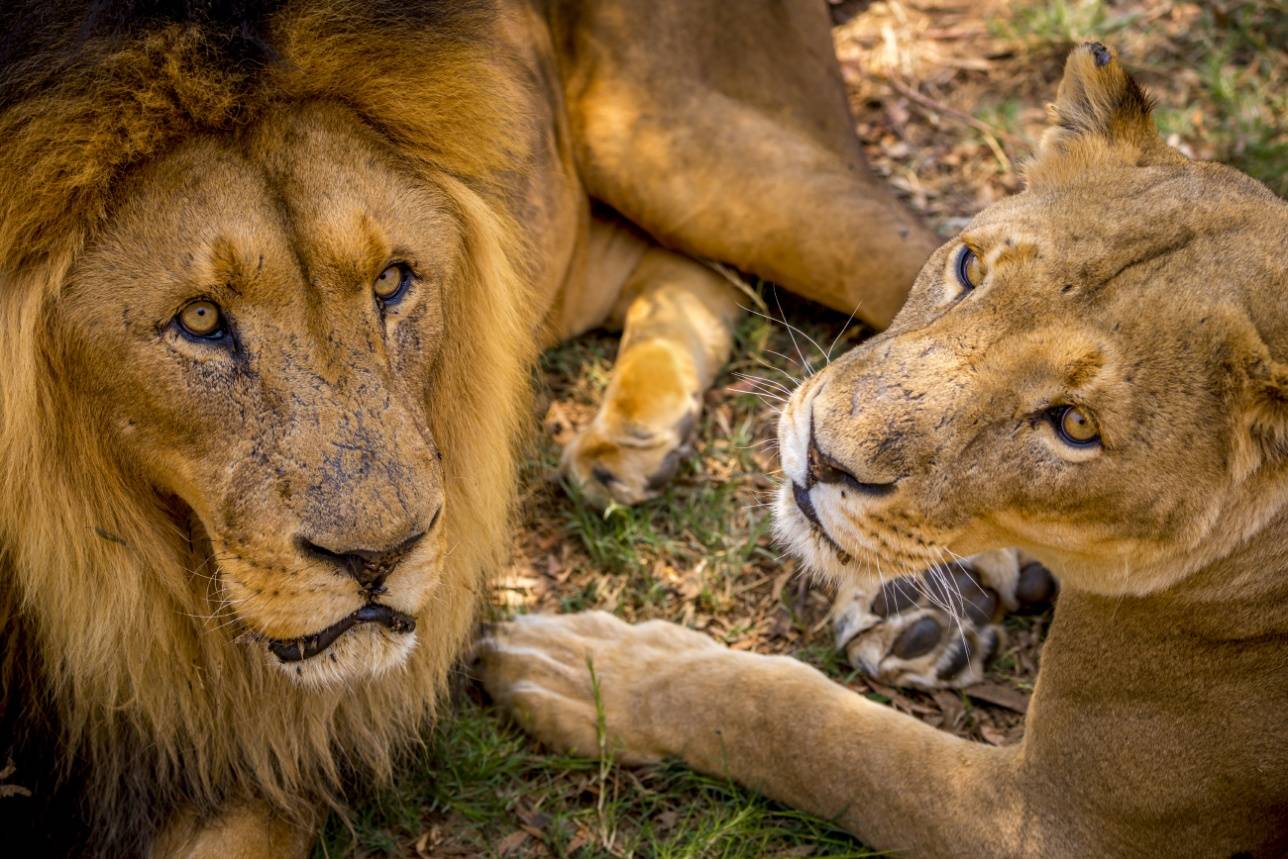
176, 299, 225, 339
374, 264, 410, 303
1056, 405, 1100, 447
955, 245, 985, 290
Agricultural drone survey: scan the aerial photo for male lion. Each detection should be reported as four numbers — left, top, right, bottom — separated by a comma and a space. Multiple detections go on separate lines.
479, 45, 1288, 857
0, 0, 933, 854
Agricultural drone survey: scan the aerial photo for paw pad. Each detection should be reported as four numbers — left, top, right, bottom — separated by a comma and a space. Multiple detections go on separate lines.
890, 615, 943, 660
832, 560, 1020, 689
1016, 560, 1057, 606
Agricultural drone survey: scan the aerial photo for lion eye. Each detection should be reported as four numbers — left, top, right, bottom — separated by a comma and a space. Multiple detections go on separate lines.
1054, 405, 1100, 447
176, 299, 226, 339
373, 264, 411, 304
955, 245, 985, 291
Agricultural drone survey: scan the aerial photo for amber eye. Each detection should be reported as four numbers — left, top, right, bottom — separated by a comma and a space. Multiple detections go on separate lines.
176, 299, 225, 339
955, 245, 985, 291
373, 263, 411, 304
1054, 405, 1100, 447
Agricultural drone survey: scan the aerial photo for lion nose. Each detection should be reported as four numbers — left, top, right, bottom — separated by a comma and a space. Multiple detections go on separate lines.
297, 526, 428, 592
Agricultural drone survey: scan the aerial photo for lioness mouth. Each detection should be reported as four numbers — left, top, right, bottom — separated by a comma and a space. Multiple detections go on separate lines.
792, 482, 853, 565
268, 604, 417, 663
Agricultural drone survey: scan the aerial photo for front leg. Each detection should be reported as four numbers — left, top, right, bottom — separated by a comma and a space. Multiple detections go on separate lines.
478, 612, 1079, 857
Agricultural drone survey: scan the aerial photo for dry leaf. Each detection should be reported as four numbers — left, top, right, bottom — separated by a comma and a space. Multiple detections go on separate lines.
967, 682, 1030, 714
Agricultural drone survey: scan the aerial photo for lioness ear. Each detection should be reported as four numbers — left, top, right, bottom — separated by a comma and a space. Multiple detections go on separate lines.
1028, 42, 1181, 184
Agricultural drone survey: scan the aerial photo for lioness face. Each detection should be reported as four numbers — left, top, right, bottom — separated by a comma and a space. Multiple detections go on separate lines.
772, 45, 1288, 597
55, 106, 460, 686
776, 51, 1286, 596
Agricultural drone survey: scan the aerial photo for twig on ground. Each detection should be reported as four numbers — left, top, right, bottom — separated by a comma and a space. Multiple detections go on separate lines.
881, 75, 1021, 172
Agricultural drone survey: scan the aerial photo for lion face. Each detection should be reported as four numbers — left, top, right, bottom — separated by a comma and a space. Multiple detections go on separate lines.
777, 45, 1288, 597
55, 105, 461, 686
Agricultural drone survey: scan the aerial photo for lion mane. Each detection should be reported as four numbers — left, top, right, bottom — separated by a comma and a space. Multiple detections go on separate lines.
0, 2, 538, 852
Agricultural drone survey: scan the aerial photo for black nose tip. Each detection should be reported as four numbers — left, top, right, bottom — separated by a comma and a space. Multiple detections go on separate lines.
297, 527, 428, 591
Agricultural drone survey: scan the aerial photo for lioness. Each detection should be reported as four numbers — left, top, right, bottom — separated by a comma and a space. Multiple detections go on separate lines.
0, 0, 932, 855
479, 45, 1288, 856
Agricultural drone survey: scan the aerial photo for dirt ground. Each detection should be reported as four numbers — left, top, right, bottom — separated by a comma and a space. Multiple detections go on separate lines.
321, 2, 1286, 856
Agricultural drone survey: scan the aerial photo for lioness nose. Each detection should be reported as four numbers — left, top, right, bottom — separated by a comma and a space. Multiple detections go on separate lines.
807, 420, 897, 497
298, 527, 428, 591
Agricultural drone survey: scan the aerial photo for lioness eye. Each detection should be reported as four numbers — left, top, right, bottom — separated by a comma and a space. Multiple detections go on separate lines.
1055, 405, 1100, 447
955, 245, 985, 290
176, 299, 225, 339
373, 263, 411, 304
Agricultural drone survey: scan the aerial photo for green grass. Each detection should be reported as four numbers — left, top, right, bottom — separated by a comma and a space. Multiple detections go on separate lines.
988, 0, 1137, 54
1153, 2, 1288, 195
540, 308, 804, 625
318, 697, 876, 858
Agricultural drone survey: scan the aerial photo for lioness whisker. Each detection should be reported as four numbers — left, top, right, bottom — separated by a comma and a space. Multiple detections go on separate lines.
940, 547, 992, 600
762, 349, 808, 372
731, 387, 788, 406
824, 301, 866, 365
736, 376, 793, 404
771, 287, 825, 375
908, 567, 952, 617
927, 556, 974, 671
751, 353, 804, 385
739, 299, 826, 377
730, 371, 794, 396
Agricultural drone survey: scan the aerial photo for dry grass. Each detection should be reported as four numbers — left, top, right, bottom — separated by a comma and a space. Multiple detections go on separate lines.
320, 2, 1285, 856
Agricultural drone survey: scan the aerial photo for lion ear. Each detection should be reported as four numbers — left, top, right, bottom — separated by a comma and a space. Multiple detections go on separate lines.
1028, 42, 1181, 184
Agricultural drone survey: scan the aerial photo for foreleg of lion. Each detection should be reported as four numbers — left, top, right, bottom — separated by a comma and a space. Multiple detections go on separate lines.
479, 612, 1081, 857
561, 246, 744, 506
153, 803, 315, 859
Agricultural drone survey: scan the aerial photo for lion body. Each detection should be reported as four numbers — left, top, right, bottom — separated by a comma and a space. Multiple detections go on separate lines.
0, 1, 934, 853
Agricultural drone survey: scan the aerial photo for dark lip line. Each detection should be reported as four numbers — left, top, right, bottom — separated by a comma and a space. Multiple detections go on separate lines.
791, 482, 852, 565
267, 603, 417, 663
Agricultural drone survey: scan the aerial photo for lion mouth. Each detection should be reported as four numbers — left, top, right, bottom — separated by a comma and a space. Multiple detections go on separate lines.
267, 603, 417, 663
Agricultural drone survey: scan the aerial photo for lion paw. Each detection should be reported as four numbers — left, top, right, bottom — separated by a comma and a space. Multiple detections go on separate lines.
832, 551, 1056, 689
561, 405, 697, 508
475, 611, 719, 763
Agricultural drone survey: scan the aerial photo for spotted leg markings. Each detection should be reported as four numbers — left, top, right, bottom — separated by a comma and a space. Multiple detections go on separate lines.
831, 549, 1057, 689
